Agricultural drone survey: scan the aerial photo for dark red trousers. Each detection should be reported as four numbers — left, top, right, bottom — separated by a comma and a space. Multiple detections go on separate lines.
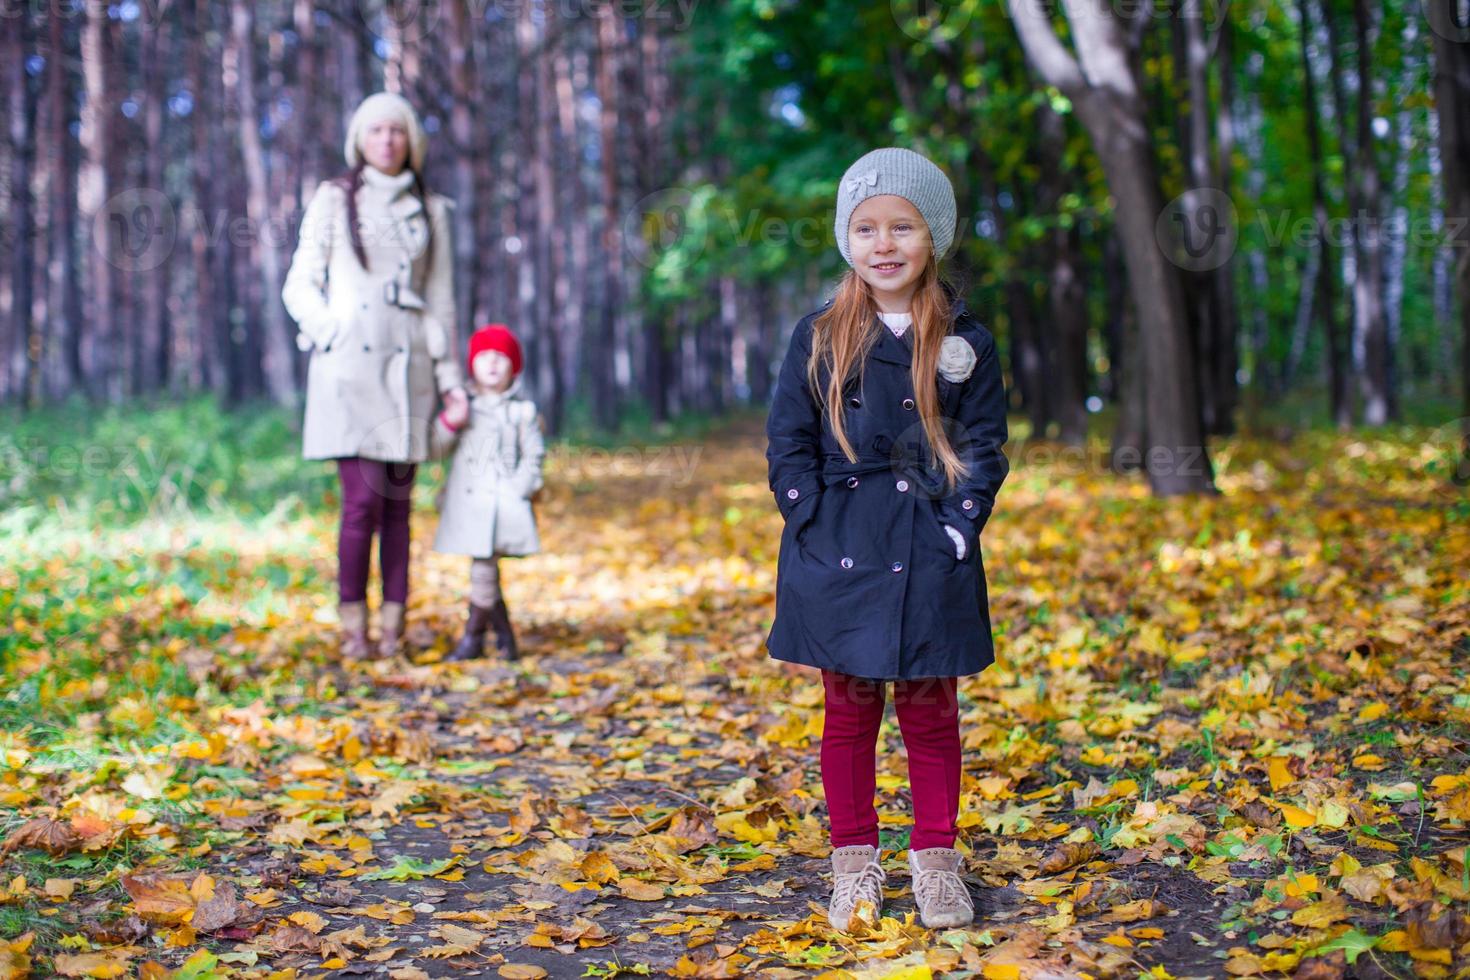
820, 670, 962, 852
336, 457, 417, 604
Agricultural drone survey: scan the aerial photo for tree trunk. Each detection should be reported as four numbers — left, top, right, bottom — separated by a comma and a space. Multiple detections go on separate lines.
555, 40, 591, 429
1299, 0, 1351, 428
140, 16, 170, 395
1009, 0, 1215, 494
594, 6, 625, 430
1211, 7, 1241, 433
1430, 0, 1470, 419
533, 10, 566, 434
226, 0, 296, 404
1348, 0, 1390, 424
79, 3, 113, 401
446, 0, 478, 357
45, 11, 82, 401
1177, 0, 1224, 435
5, 11, 37, 409
186, 0, 223, 396
1035, 100, 1088, 445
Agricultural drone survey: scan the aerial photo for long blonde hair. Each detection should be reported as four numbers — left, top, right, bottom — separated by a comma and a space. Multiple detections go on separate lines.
806, 260, 969, 492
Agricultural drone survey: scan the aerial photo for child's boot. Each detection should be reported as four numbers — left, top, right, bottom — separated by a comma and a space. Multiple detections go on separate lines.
444, 602, 492, 662
827, 844, 886, 932
377, 601, 405, 658
487, 598, 520, 660
338, 600, 371, 660
908, 847, 973, 929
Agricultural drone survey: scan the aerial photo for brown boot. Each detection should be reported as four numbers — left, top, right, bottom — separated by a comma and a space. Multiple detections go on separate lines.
486, 598, 519, 659
377, 601, 405, 658
338, 600, 371, 661
444, 602, 493, 662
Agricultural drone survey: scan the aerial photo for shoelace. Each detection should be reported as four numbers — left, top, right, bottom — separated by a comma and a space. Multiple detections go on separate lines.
832, 860, 886, 915
913, 866, 972, 911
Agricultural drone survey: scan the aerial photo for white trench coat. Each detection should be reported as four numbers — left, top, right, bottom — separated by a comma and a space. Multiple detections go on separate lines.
430, 373, 546, 558
281, 166, 463, 463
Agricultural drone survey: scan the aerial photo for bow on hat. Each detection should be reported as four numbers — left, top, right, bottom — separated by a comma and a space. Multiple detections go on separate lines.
843, 170, 879, 196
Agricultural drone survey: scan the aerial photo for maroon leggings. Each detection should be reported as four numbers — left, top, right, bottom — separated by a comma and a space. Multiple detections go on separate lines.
336, 457, 417, 604
820, 670, 962, 852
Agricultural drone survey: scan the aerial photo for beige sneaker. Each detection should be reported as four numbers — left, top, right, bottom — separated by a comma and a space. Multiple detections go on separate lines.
827, 844, 886, 932
908, 846, 973, 929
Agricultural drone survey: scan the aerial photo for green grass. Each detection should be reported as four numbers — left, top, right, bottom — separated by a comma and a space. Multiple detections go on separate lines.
1, 392, 762, 539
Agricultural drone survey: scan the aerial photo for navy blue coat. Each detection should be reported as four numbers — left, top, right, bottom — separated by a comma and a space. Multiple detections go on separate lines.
763, 295, 1010, 680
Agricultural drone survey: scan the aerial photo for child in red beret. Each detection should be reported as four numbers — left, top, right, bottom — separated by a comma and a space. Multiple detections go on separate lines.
430, 324, 546, 660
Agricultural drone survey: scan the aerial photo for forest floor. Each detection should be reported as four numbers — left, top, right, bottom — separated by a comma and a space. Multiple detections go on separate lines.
2, 413, 1470, 979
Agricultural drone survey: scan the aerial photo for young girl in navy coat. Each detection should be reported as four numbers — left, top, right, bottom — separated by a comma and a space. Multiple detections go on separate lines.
764, 148, 1009, 932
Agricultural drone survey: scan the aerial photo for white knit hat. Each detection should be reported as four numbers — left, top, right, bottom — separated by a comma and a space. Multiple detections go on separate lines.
835, 147, 958, 268
344, 92, 428, 173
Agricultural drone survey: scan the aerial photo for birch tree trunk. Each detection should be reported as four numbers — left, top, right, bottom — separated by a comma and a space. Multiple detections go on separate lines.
1009, 0, 1215, 494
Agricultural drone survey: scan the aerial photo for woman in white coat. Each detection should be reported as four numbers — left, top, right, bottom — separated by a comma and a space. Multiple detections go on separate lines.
281, 92, 464, 660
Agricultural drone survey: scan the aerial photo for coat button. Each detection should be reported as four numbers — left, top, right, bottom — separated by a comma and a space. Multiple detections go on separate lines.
786, 488, 800, 499
846, 476, 859, 488
840, 557, 853, 569
962, 498, 974, 510
903, 397, 915, 410
362, 344, 370, 352
890, 561, 903, 573
848, 396, 861, 408
896, 480, 909, 492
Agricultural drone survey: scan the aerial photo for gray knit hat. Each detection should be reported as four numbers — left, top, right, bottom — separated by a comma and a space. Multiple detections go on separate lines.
835, 147, 957, 268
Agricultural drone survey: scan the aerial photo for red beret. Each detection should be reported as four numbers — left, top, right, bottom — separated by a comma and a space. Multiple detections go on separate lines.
467, 323, 523, 377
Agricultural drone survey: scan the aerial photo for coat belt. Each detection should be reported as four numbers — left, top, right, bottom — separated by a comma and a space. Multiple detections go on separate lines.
820, 444, 947, 495
383, 280, 427, 310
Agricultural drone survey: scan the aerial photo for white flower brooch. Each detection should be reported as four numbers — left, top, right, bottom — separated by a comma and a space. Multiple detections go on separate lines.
937, 335, 978, 383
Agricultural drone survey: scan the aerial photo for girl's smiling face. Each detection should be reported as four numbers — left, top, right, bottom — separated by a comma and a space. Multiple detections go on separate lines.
472, 349, 514, 393
362, 119, 410, 175
848, 195, 932, 311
